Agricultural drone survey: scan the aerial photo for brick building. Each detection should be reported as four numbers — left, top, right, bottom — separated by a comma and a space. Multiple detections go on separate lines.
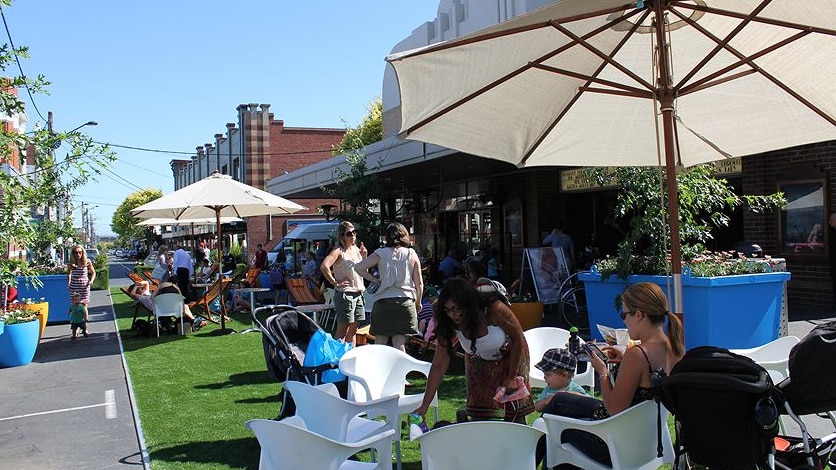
167, 103, 344, 261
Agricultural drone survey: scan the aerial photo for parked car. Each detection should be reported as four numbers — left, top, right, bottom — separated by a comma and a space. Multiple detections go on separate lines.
266, 221, 340, 270
127, 249, 138, 260
85, 248, 100, 260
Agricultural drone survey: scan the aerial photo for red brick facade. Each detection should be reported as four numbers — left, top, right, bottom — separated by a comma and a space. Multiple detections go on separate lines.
742, 140, 836, 308
234, 104, 344, 258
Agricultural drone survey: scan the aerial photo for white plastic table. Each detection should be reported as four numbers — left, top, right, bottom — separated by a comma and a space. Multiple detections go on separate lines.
295, 303, 336, 329
236, 287, 271, 334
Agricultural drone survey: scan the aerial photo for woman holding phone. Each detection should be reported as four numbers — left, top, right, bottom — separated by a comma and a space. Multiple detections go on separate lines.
539, 282, 684, 467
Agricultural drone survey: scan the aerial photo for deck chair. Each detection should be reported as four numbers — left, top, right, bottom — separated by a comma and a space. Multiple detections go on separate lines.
188, 277, 232, 324
243, 267, 262, 287
286, 277, 325, 305
122, 284, 152, 328
128, 272, 157, 293
141, 271, 161, 287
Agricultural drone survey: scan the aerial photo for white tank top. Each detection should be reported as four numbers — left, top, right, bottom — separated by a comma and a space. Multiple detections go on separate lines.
456, 325, 508, 361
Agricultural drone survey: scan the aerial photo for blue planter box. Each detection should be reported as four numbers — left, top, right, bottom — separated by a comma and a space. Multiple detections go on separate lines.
579, 269, 791, 350
0, 319, 40, 367
17, 275, 72, 324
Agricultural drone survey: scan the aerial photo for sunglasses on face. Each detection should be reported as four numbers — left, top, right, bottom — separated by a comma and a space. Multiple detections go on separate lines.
620, 310, 637, 321
344, 230, 357, 236
443, 305, 463, 316
74, 251, 83, 254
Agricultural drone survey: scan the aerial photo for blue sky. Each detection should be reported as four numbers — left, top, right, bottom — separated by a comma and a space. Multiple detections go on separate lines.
3, 0, 439, 238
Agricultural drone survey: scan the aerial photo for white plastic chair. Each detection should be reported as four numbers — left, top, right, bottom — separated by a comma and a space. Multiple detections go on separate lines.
533, 400, 674, 470
151, 292, 184, 337
245, 416, 395, 470
338, 344, 438, 470
413, 421, 545, 470
283, 381, 398, 444
730, 335, 800, 382
524, 327, 595, 389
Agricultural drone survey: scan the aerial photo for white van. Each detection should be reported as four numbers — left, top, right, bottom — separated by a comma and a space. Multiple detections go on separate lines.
266, 222, 340, 272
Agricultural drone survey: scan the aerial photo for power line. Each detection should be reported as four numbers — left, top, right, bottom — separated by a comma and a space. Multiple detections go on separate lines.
94, 140, 339, 158
0, 5, 47, 123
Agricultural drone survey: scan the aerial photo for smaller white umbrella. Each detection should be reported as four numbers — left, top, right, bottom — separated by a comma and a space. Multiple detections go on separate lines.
137, 217, 244, 253
136, 217, 244, 227
132, 172, 306, 334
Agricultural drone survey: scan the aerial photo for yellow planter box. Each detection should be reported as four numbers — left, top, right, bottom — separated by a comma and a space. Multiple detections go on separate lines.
28, 302, 49, 341
510, 302, 543, 331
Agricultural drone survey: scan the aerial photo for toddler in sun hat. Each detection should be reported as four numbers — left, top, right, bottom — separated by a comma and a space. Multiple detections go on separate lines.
534, 347, 589, 412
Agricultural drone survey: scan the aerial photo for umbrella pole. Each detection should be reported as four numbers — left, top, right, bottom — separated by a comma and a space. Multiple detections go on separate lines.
212, 209, 235, 335
654, 2, 684, 315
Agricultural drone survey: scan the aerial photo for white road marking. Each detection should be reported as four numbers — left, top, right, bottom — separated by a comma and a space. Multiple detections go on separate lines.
0, 389, 118, 421
105, 389, 117, 419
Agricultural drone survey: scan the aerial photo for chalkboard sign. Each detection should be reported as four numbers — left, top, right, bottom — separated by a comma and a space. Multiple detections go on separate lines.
519, 247, 570, 304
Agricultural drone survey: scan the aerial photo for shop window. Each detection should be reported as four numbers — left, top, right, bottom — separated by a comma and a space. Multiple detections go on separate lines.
779, 179, 825, 254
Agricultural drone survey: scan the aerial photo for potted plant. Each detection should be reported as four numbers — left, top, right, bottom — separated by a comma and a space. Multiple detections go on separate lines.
20, 297, 49, 340
579, 164, 788, 349
507, 279, 543, 331
0, 303, 41, 367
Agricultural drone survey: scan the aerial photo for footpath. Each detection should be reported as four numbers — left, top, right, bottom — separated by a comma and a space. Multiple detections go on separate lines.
0, 287, 147, 470
0, 280, 833, 469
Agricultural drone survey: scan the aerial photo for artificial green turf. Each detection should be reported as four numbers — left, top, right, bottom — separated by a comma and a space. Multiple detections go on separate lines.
114, 288, 687, 470
112, 287, 467, 470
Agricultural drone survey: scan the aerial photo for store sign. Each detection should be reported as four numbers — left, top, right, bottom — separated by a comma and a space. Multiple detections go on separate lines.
560, 157, 742, 192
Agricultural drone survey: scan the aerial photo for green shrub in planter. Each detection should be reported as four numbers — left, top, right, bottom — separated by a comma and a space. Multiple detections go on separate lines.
92, 267, 109, 291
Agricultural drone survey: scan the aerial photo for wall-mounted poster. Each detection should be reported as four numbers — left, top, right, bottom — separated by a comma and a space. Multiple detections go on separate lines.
520, 247, 570, 304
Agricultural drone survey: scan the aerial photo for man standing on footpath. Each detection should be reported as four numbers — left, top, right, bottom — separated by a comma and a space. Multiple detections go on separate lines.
172, 243, 193, 301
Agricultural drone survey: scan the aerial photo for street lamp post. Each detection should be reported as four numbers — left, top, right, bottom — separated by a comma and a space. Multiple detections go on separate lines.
67, 121, 98, 134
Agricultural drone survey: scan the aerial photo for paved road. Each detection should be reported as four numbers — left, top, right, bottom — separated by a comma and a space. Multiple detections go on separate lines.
0, 261, 148, 470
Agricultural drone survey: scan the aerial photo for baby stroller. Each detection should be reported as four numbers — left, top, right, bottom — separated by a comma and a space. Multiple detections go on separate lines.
774, 320, 836, 468
659, 344, 836, 469
252, 305, 350, 419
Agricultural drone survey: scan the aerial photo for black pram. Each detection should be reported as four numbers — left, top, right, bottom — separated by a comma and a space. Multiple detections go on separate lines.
252, 305, 349, 419
659, 334, 836, 469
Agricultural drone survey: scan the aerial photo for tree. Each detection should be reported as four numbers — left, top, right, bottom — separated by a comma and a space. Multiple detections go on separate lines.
332, 98, 382, 154
588, 164, 785, 279
327, 98, 386, 246
111, 188, 163, 244
1, 1, 116, 290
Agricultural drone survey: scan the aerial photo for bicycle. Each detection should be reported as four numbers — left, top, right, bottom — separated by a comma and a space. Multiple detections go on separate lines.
557, 271, 589, 332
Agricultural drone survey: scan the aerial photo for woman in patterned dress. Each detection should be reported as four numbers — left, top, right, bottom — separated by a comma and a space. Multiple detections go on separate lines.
67, 244, 96, 336
414, 276, 534, 423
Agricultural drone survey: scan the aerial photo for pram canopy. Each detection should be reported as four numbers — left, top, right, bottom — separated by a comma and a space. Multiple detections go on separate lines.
259, 306, 321, 382
781, 320, 836, 416
659, 346, 779, 469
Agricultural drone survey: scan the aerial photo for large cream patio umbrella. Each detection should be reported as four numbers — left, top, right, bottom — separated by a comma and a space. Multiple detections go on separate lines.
387, 0, 836, 313
132, 171, 306, 334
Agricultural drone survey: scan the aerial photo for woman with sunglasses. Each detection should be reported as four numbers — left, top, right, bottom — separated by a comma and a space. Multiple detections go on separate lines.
67, 244, 96, 336
320, 221, 367, 344
414, 276, 534, 424
537, 282, 684, 467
